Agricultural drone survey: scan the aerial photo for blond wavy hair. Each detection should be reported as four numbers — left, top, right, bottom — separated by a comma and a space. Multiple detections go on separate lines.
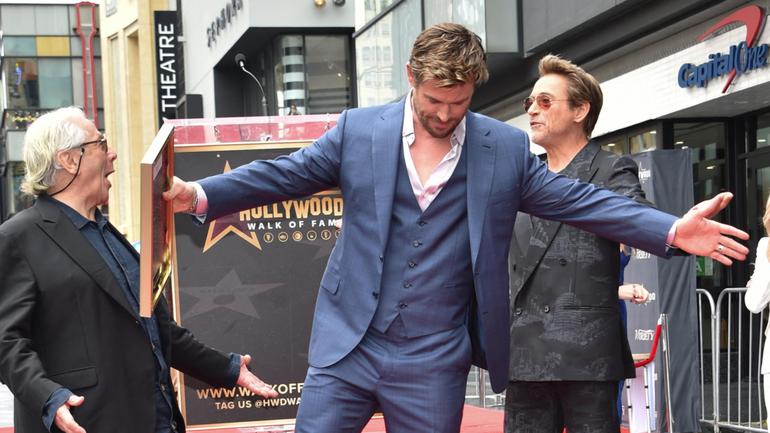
763, 195, 770, 235
538, 54, 603, 138
409, 23, 489, 87
21, 107, 87, 196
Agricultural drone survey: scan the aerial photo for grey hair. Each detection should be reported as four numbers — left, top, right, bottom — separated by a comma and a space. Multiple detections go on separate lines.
21, 107, 87, 196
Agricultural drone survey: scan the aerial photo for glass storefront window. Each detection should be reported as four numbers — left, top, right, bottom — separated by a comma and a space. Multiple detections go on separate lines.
4, 58, 40, 108
39, 59, 73, 107
274, 35, 307, 116
356, 0, 421, 107
305, 35, 352, 114
3, 37, 37, 56
757, 112, 770, 149
674, 121, 727, 289
629, 130, 657, 153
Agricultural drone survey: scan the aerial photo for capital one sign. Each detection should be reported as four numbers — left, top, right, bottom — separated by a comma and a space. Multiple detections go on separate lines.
677, 5, 769, 93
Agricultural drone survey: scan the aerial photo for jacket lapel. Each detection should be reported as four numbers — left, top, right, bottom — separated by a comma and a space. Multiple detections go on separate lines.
518, 142, 600, 286
35, 196, 139, 320
371, 101, 404, 247
465, 113, 495, 266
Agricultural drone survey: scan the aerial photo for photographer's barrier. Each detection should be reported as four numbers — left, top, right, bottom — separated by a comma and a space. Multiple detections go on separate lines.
697, 288, 767, 433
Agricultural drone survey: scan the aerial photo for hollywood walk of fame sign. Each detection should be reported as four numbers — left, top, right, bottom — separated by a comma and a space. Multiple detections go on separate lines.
167, 119, 341, 429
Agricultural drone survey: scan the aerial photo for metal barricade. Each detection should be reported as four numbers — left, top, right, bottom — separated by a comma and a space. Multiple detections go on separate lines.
697, 288, 718, 431
698, 287, 766, 433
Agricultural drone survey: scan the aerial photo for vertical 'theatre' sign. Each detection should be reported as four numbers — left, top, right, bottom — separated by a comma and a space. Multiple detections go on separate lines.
154, 11, 178, 126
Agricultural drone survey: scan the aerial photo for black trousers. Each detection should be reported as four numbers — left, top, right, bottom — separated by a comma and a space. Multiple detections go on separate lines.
504, 380, 619, 433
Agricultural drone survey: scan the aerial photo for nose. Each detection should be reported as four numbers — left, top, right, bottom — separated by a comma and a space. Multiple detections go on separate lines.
527, 101, 539, 116
437, 105, 450, 122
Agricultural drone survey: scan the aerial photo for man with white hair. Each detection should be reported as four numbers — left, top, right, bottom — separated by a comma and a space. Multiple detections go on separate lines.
0, 107, 277, 433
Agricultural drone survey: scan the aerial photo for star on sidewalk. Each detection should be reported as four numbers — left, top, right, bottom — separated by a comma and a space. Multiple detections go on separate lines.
182, 270, 282, 320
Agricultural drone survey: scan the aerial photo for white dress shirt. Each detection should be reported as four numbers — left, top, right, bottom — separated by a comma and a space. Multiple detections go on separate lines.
401, 89, 466, 211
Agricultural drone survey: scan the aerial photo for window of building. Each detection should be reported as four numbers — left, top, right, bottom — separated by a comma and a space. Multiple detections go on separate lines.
673, 121, 727, 289
38, 59, 73, 107
357, 0, 396, 28
629, 129, 658, 153
0, 5, 35, 36
3, 37, 37, 56
273, 35, 354, 116
305, 35, 351, 114
356, 0, 421, 107
4, 58, 40, 108
757, 112, 770, 150
424, 0, 486, 42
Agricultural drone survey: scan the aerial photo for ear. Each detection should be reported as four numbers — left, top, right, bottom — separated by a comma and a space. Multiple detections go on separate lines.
406, 63, 416, 88
573, 101, 590, 125
56, 148, 81, 174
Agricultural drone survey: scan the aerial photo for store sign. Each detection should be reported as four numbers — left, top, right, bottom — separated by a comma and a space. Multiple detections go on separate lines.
154, 11, 178, 125
206, 0, 243, 48
677, 5, 769, 93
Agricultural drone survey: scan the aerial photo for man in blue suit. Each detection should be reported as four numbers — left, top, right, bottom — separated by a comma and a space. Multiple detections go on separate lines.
164, 23, 748, 433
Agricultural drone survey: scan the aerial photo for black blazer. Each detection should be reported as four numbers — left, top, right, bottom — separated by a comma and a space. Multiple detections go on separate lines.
508, 142, 648, 382
0, 196, 235, 433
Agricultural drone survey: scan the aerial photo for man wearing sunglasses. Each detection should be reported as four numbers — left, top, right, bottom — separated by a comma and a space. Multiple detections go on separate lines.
0, 107, 277, 433
506, 55, 657, 432
165, 24, 747, 433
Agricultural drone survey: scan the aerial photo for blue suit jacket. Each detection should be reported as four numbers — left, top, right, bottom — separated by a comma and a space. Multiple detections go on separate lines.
198, 100, 677, 393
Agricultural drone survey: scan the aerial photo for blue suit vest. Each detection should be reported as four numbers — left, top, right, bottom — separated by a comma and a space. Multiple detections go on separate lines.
370, 146, 474, 337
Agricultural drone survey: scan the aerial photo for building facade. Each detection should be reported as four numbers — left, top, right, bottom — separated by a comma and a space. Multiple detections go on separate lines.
99, 0, 175, 240
0, 0, 102, 221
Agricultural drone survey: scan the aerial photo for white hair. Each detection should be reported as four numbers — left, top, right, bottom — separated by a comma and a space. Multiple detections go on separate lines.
21, 107, 88, 196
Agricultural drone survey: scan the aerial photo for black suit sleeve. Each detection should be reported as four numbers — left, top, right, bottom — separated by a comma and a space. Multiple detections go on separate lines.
0, 232, 61, 416
154, 301, 236, 387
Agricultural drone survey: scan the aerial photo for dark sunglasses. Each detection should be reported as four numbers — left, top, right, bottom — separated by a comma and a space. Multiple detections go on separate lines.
78, 134, 108, 152
523, 94, 570, 112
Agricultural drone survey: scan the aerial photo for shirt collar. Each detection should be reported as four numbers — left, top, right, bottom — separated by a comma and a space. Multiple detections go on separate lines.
51, 198, 106, 230
402, 88, 466, 149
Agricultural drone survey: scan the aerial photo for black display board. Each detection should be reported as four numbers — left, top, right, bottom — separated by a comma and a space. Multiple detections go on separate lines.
173, 142, 341, 428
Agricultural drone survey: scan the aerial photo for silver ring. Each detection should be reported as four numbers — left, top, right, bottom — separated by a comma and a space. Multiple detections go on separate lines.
717, 244, 724, 253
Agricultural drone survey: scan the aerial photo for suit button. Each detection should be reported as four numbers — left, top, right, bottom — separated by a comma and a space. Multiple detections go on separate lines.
399, 303, 408, 309
559, 258, 568, 266
413, 240, 422, 248
372, 292, 379, 299
379, 255, 384, 262
408, 261, 416, 268
418, 220, 427, 226
543, 305, 550, 313
403, 281, 412, 288
514, 308, 522, 316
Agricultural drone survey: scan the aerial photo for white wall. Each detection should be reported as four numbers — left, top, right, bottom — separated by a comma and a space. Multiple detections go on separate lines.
183, 0, 354, 117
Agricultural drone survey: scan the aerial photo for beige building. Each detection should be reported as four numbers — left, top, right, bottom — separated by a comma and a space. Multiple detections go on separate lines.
100, 0, 174, 241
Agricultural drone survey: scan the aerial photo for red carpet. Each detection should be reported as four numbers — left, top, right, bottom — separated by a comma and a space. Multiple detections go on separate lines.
0, 405, 501, 433
0, 407, 636, 433
196, 404, 503, 433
